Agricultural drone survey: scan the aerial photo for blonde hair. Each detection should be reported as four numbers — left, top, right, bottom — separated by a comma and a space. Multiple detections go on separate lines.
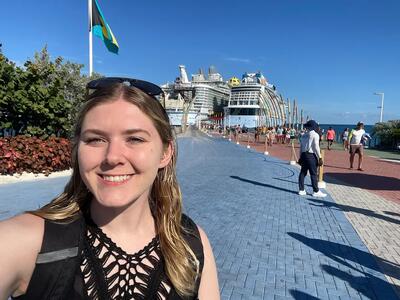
31, 83, 199, 296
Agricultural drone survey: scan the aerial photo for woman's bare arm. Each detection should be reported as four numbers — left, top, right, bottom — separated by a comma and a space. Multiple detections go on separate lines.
0, 214, 43, 299
197, 226, 220, 300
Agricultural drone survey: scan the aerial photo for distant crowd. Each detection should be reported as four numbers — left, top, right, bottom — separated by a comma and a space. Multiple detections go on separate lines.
205, 124, 371, 151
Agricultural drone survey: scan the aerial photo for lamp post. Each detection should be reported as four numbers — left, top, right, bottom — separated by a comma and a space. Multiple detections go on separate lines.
374, 92, 384, 122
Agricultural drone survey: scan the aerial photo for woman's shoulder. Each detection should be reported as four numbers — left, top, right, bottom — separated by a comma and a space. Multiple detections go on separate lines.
181, 215, 207, 244
0, 213, 44, 250
192, 222, 220, 299
0, 213, 44, 297
181, 214, 202, 245
181, 213, 197, 229
180, 214, 205, 261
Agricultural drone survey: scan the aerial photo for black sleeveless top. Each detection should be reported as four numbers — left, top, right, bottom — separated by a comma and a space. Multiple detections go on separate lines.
13, 214, 204, 300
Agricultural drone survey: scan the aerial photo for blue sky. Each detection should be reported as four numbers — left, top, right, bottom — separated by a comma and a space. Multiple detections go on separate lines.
1, 0, 399, 125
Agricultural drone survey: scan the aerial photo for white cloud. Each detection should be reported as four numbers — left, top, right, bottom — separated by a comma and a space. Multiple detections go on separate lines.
99, 71, 134, 77
224, 57, 251, 63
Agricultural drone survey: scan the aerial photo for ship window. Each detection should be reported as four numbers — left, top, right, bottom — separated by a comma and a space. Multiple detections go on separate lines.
229, 108, 259, 115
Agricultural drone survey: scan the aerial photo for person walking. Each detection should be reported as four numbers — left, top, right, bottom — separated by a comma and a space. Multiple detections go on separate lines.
348, 121, 366, 171
254, 126, 260, 143
326, 127, 336, 150
277, 126, 283, 144
341, 128, 349, 150
289, 127, 297, 145
298, 120, 327, 197
317, 127, 324, 146
265, 127, 271, 146
267, 127, 276, 146
233, 125, 238, 142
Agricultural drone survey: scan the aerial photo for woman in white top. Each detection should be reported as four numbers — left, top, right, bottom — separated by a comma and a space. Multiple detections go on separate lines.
341, 128, 349, 150
348, 122, 366, 171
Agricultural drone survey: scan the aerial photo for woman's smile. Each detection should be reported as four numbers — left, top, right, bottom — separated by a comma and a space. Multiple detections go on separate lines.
98, 174, 134, 186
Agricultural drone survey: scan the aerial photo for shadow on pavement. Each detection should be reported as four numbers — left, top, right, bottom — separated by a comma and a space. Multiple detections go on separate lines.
262, 158, 292, 166
230, 175, 299, 195
323, 164, 352, 170
272, 177, 313, 189
288, 232, 400, 299
272, 178, 297, 184
307, 198, 400, 226
383, 211, 400, 218
324, 172, 400, 191
289, 290, 320, 299
321, 264, 399, 300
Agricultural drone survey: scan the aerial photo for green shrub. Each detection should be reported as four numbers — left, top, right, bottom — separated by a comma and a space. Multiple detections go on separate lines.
372, 120, 400, 149
0, 135, 71, 175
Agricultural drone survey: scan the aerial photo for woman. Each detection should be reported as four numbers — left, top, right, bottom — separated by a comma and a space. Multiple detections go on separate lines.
265, 127, 271, 147
341, 128, 349, 150
298, 120, 327, 198
348, 122, 366, 171
268, 127, 275, 146
0, 78, 219, 299
326, 127, 336, 150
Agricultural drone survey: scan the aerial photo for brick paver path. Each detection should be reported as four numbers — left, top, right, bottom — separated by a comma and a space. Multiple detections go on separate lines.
229, 133, 400, 204
180, 131, 398, 299
1, 130, 399, 299
215, 131, 400, 298
327, 180, 400, 298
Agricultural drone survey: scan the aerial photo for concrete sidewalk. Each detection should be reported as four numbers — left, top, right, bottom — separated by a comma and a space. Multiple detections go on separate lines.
1, 130, 399, 299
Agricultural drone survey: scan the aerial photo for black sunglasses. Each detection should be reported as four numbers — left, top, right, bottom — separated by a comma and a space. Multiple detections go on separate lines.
86, 77, 163, 97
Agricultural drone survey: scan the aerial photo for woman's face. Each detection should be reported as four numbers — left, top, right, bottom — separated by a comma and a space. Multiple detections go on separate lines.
78, 98, 172, 208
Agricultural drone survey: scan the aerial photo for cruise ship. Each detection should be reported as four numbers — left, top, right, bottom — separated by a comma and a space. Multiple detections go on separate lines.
161, 65, 230, 126
225, 72, 287, 128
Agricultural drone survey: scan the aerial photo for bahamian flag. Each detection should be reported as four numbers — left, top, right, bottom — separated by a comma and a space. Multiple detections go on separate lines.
91, 0, 119, 54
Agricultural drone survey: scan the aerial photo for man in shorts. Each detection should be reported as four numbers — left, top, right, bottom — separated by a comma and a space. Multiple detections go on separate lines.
348, 122, 366, 171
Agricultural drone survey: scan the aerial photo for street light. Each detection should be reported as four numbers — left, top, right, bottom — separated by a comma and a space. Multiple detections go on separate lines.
374, 92, 384, 123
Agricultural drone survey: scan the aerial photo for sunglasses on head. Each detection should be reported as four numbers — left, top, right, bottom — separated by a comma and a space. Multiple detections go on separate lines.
86, 77, 163, 97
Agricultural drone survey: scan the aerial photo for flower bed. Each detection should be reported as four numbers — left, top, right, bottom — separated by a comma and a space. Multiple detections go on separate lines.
0, 136, 72, 175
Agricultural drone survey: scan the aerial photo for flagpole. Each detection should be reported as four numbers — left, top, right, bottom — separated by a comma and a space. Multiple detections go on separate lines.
88, 0, 93, 77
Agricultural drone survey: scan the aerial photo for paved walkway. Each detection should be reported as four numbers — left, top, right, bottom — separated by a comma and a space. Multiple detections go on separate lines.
229, 133, 400, 204
209, 131, 400, 298
327, 180, 400, 297
1, 130, 399, 299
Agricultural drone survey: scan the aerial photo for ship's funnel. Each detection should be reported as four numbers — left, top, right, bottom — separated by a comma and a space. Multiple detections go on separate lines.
209, 65, 217, 75
178, 65, 189, 83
